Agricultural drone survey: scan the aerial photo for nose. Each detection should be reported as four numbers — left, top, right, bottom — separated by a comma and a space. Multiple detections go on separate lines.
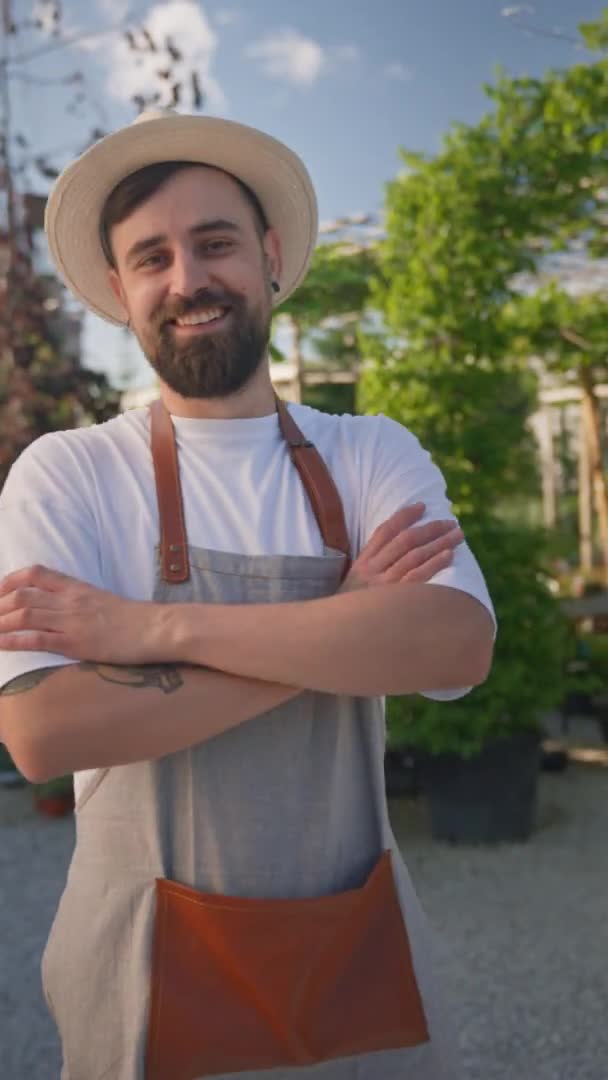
168, 247, 212, 300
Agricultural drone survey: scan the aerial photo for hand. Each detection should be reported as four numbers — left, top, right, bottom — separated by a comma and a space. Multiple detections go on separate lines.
0, 565, 169, 663
0, 506, 464, 661
340, 502, 463, 592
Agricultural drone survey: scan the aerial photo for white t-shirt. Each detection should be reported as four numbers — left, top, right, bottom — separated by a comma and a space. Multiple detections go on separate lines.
0, 403, 496, 787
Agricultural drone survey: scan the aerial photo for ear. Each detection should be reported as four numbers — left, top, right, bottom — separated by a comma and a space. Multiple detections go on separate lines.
108, 269, 130, 322
263, 227, 282, 287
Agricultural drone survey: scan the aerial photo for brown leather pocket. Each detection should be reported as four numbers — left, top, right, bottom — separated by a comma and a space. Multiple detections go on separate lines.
145, 851, 429, 1079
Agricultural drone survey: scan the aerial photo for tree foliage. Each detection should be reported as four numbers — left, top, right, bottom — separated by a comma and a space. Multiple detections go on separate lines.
362, 9, 608, 527
360, 10, 608, 749
270, 237, 376, 410
387, 520, 571, 757
0, 251, 120, 489
277, 241, 377, 332
358, 120, 542, 519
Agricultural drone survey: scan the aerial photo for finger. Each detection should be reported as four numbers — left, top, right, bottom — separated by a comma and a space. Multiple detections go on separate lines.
0, 630, 67, 653
0, 587, 64, 616
370, 521, 462, 576
399, 549, 454, 583
0, 565, 72, 598
408, 520, 462, 548
0, 606, 64, 635
382, 533, 460, 578
401, 528, 463, 572
362, 503, 425, 560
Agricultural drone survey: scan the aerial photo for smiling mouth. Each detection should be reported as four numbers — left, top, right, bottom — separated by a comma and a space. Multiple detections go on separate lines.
167, 305, 231, 331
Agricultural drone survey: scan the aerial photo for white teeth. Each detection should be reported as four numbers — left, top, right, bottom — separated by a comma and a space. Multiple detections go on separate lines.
176, 307, 224, 327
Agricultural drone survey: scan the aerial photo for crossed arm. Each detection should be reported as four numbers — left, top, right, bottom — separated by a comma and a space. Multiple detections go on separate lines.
0, 506, 494, 782
167, 580, 493, 696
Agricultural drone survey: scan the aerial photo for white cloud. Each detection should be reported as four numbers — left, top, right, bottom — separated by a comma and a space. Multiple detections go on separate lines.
246, 29, 325, 87
84, 1, 227, 112
384, 62, 414, 82
501, 5, 536, 16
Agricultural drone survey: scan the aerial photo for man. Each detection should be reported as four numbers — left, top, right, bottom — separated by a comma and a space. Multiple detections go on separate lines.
0, 111, 495, 1079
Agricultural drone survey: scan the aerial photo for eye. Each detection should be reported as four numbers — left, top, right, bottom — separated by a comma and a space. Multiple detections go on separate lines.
138, 252, 167, 270
202, 238, 234, 254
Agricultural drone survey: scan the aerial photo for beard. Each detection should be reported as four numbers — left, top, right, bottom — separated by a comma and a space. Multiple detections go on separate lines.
140, 288, 272, 399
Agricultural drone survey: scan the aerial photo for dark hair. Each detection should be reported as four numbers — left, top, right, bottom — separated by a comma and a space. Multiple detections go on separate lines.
99, 160, 269, 268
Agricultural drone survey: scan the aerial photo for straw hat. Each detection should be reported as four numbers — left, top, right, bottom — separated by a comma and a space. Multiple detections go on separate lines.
44, 109, 318, 326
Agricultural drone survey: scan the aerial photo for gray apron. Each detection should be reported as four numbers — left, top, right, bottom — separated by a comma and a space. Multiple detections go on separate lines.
41, 399, 463, 1080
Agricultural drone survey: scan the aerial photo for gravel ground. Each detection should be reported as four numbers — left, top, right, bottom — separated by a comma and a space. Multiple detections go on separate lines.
1, 722, 607, 1080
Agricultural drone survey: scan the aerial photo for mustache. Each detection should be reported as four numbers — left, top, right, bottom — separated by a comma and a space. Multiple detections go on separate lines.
152, 289, 242, 331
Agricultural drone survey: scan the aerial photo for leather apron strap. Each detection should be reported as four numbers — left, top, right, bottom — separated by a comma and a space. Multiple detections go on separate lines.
149, 397, 352, 585
274, 395, 351, 571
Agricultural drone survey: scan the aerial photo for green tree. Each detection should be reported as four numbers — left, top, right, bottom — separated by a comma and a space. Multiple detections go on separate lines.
0, 248, 121, 490
274, 238, 376, 407
358, 126, 541, 519
363, 8, 608, 555
356, 13, 608, 754
481, 12, 608, 577
504, 285, 608, 572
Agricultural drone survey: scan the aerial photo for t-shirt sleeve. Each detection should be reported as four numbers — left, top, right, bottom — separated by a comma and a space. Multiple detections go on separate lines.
360, 414, 497, 701
0, 433, 103, 692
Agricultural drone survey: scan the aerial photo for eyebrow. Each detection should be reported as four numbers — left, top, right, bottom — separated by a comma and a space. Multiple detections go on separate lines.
125, 219, 242, 267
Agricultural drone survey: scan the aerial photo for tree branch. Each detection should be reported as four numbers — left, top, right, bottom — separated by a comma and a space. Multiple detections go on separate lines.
1, 4, 149, 66
559, 327, 595, 351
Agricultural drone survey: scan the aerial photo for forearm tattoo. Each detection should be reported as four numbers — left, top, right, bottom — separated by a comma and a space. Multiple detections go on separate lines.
79, 663, 184, 694
0, 668, 61, 695
1, 663, 184, 697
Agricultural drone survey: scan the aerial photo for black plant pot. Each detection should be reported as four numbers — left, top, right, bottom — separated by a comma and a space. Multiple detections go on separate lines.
591, 702, 608, 744
384, 748, 419, 798
418, 731, 541, 844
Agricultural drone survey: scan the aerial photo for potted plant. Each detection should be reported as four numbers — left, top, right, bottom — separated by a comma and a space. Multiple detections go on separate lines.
0, 743, 27, 788
570, 633, 608, 744
32, 774, 75, 818
387, 519, 572, 843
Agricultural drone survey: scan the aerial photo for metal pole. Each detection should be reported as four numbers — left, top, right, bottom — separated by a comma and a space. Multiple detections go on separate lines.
1, 0, 17, 365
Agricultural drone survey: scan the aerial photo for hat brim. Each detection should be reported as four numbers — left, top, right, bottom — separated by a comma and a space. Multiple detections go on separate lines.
44, 114, 318, 326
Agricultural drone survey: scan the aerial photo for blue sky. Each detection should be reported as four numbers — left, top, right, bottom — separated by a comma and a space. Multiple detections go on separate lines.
7, 0, 604, 386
